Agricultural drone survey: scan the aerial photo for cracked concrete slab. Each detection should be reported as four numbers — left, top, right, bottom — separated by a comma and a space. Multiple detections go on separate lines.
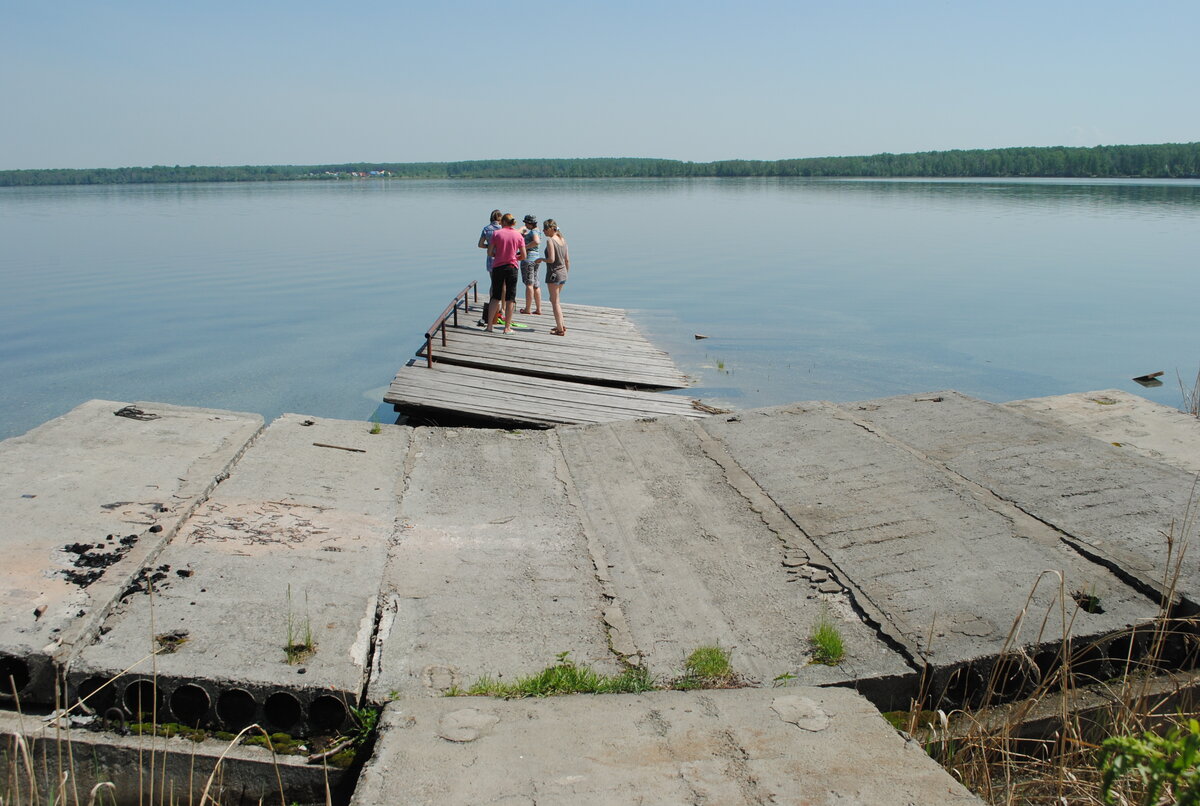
351, 687, 982, 806
702, 403, 1161, 698
845, 391, 1200, 611
0, 399, 262, 705
556, 417, 913, 693
1007, 388, 1200, 475
369, 427, 612, 701
71, 415, 409, 734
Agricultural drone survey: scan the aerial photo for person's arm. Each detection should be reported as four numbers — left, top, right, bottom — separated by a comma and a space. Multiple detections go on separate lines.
518, 240, 527, 261
478, 234, 489, 249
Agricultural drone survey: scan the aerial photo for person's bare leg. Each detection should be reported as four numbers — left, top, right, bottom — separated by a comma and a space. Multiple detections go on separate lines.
485, 298, 499, 331
533, 285, 543, 314
550, 284, 565, 334
503, 299, 515, 334
520, 284, 532, 314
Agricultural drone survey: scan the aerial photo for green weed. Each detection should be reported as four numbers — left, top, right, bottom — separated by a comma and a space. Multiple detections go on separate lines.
808, 617, 845, 665
347, 706, 379, 748
457, 652, 654, 698
1099, 718, 1200, 805
284, 584, 315, 664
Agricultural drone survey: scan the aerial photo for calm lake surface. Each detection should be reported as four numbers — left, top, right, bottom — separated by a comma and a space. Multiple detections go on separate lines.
2, 177, 1197, 440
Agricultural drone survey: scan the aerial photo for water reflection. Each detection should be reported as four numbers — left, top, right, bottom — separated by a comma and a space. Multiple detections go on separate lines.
1, 178, 1197, 439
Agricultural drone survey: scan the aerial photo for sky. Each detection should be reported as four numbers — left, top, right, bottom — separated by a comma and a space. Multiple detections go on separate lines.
2, 0, 1198, 170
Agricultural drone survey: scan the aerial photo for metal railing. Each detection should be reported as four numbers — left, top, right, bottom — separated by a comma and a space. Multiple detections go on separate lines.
422, 281, 480, 367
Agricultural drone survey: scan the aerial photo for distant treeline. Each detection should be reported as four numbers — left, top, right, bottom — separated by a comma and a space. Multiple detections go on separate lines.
3, 143, 1199, 187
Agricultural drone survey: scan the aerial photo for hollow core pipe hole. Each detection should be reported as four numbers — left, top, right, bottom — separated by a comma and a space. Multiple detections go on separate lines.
77, 675, 118, 712
264, 691, 302, 732
309, 694, 348, 732
217, 688, 257, 730
123, 679, 162, 720
0, 657, 31, 697
169, 684, 211, 726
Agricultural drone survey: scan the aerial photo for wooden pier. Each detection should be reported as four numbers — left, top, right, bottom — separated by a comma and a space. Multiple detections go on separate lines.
385, 282, 705, 427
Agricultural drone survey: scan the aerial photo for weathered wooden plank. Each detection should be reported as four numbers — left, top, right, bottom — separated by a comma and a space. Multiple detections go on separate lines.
393, 375, 700, 420
386, 363, 704, 426
419, 325, 688, 388
389, 366, 701, 419
392, 295, 694, 425
421, 334, 681, 376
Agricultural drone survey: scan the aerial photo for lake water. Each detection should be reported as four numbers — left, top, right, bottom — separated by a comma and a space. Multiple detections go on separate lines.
2, 177, 1197, 440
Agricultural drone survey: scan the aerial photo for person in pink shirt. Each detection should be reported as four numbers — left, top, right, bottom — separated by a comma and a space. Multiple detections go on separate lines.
485, 213, 526, 334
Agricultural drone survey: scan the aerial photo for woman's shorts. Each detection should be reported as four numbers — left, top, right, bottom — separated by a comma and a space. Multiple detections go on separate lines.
546, 266, 568, 285
520, 260, 540, 288
490, 264, 519, 301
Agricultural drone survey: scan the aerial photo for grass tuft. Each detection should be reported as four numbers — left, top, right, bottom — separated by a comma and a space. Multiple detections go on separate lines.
460, 652, 655, 698
808, 617, 845, 665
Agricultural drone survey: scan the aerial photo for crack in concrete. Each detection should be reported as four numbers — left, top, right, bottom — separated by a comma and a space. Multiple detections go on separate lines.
685, 419, 927, 677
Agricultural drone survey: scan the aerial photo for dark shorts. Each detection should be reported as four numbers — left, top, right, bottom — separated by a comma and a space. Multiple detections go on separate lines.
490, 264, 519, 301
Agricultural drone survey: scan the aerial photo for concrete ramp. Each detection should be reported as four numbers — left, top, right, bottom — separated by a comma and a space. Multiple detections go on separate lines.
845, 391, 1200, 612
556, 416, 913, 691
370, 427, 614, 700
352, 687, 981, 805
702, 402, 1161, 704
369, 420, 913, 705
1007, 388, 1200, 475
0, 400, 262, 705
71, 415, 410, 735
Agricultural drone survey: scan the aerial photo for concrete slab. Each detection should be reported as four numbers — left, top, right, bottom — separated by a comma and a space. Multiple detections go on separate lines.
369, 427, 612, 700
0, 400, 262, 705
845, 391, 1200, 611
702, 403, 1160, 701
0, 710, 349, 806
1007, 388, 1200, 475
556, 417, 913, 692
71, 414, 409, 735
352, 687, 982, 806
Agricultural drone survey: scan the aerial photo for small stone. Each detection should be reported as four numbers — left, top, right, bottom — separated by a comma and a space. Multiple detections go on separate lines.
149, 525, 163, 533
818, 580, 842, 594
807, 569, 829, 583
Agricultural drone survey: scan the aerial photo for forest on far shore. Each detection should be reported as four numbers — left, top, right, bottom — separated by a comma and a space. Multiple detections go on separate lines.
2, 142, 1198, 187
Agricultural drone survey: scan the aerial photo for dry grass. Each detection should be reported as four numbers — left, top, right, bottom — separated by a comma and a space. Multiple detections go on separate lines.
1179, 367, 1200, 418
1, 673, 331, 806
896, 510, 1200, 805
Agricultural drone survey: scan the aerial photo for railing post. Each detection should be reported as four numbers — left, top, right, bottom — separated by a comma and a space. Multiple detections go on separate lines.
425, 334, 434, 368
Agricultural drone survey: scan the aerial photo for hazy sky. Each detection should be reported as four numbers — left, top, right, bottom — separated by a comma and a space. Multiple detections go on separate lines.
3, 0, 1197, 170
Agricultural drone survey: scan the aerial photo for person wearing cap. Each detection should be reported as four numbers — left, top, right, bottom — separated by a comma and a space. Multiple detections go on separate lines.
476, 209, 502, 326
518, 215, 542, 315
485, 213, 526, 335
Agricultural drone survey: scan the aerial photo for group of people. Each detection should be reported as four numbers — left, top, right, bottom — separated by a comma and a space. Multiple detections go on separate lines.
477, 210, 570, 336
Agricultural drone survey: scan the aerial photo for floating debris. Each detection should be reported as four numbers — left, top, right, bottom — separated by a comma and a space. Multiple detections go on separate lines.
113, 406, 159, 421
1132, 371, 1164, 388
